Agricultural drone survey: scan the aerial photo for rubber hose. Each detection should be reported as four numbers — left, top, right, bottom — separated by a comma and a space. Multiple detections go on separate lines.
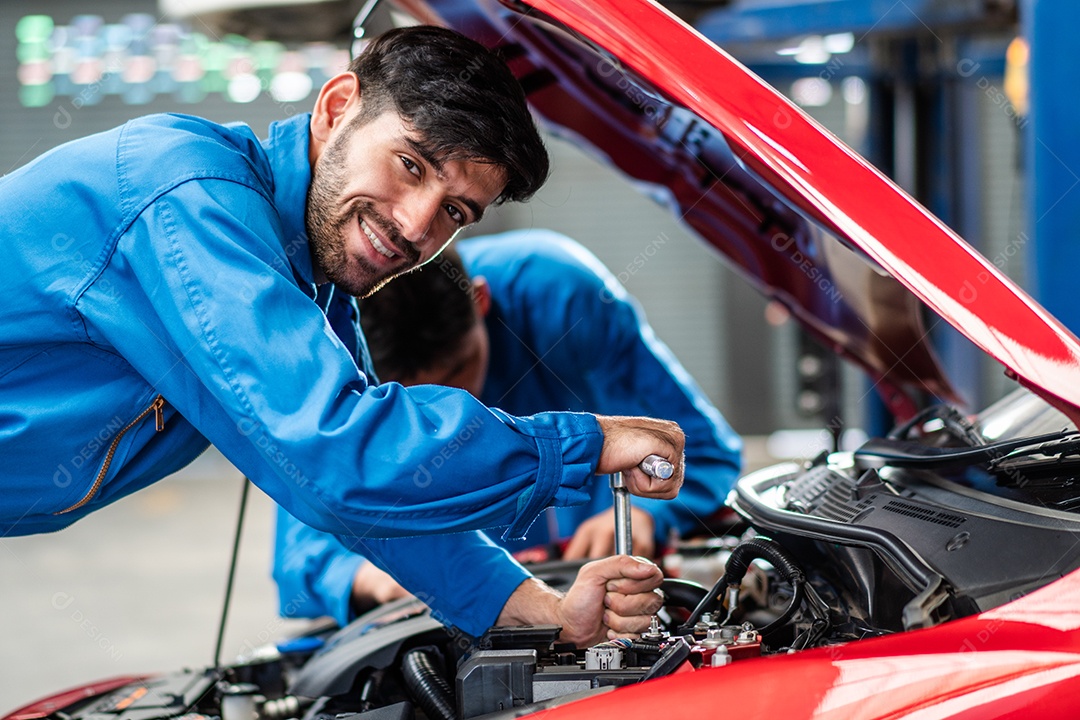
660, 578, 709, 610
628, 640, 665, 653
683, 537, 804, 629
759, 580, 804, 637
724, 537, 805, 586
402, 649, 456, 720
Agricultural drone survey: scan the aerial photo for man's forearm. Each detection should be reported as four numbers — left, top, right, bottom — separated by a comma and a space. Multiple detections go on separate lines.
496, 578, 565, 628
494, 556, 664, 648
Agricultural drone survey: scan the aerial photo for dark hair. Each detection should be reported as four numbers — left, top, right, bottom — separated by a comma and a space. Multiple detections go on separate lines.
349, 26, 549, 204
359, 248, 477, 381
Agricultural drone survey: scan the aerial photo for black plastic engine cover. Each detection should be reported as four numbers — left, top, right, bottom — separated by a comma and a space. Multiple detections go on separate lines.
731, 459, 1080, 626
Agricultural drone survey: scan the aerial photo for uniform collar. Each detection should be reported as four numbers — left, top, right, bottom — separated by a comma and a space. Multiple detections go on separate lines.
262, 113, 317, 291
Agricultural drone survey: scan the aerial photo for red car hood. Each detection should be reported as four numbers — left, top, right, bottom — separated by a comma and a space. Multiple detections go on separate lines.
405, 0, 1080, 425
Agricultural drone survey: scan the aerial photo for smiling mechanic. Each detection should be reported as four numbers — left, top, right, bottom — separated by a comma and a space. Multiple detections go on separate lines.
0, 26, 683, 645
275, 233, 742, 623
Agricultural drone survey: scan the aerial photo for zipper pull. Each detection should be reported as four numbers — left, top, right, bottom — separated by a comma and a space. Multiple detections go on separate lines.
152, 395, 165, 432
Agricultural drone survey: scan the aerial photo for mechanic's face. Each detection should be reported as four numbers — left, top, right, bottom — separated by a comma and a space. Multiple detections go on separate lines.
402, 318, 490, 397
307, 80, 506, 298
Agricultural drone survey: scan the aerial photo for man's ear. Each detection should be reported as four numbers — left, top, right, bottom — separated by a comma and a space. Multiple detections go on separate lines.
309, 72, 362, 160
472, 277, 492, 318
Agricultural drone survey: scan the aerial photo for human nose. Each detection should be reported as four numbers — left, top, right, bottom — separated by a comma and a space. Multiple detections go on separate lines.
395, 190, 444, 248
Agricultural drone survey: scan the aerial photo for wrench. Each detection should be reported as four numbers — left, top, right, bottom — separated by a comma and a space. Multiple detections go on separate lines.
610, 455, 674, 555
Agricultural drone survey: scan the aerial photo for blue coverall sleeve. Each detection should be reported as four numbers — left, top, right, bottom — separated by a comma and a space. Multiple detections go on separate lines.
273, 504, 365, 626
495, 234, 742, 543
347, 534, 531, 637
273, 507, 528, 634
79, 180, 602, 541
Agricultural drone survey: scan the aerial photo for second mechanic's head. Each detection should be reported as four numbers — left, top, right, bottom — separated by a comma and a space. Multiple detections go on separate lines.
359, 247, 491, 397
306, 26, 549, 298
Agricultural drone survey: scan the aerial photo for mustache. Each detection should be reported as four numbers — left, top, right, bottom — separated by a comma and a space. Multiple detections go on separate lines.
356, 202, 420, 264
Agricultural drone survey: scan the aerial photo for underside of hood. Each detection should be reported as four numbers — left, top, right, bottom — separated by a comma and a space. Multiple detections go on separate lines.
401, 0, 1080, 425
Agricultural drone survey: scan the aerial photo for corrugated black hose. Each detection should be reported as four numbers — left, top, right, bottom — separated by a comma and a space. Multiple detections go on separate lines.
681, 536, 805, 633
402, 648, 456, 720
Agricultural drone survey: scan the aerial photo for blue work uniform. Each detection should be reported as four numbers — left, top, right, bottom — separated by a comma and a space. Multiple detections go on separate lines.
0, 113, 605, 635
274, 231, 742, 626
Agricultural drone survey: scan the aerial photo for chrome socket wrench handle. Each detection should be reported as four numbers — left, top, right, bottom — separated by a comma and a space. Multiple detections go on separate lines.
610, 471, 632, 556
611, 456, 674, 556
639, 454, 674, 479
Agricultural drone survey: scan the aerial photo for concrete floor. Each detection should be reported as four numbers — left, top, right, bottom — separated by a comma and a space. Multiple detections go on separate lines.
0, 449, 309, 714
0, 436, 786, 714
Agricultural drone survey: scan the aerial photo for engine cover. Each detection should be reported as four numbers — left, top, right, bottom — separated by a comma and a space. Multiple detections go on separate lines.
730, 454, 1080, 630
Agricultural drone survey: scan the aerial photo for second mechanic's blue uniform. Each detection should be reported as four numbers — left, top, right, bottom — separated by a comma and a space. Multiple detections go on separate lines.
275, 232, 743, 626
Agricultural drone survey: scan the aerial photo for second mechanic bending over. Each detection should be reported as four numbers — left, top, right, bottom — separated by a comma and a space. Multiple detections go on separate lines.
275, 231, 742, 624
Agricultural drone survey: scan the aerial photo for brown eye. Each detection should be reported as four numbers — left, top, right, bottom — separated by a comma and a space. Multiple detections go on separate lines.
400, 156, 420, 177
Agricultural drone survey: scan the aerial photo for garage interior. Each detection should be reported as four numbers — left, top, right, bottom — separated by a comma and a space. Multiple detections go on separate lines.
2, 0, 1075, 710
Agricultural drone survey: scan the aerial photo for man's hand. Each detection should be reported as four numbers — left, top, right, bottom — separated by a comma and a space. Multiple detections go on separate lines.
557, 556, 664, 646
595, 416, 684, 499
563, 506, 656, 559
351, 561, 411, 612
496, 556, 664, 647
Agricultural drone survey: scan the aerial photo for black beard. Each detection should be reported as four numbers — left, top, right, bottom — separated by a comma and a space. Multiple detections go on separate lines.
305, 136, 417, 297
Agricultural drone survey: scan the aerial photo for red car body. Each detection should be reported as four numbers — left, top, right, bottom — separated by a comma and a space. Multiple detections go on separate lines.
398, 0, 1080, 716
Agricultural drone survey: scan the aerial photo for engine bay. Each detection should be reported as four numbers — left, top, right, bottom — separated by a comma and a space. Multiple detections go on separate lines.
34, 394, 1080, 720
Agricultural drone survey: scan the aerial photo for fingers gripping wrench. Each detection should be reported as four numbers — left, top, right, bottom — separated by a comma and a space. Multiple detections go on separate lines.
610, 454, 674, 555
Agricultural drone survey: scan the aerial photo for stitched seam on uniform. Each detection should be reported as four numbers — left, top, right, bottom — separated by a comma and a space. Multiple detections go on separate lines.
512, 415, 602, 440
507, 434, 559, 537
70, 174, 275, 344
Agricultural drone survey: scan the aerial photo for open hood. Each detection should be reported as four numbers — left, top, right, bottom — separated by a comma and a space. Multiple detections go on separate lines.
399, 0, 1080, 425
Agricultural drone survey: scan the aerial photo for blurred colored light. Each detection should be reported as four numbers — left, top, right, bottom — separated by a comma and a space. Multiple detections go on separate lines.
122, 13, 155, 34
842, 77, 866, 105
19, 82, 55, 107
224, 33, 250, 49
226, 55, 255, 79
123, 55, 156, 84
17, 13, 348, 108
53, 46, 76, 74
17, 41, 49, 63
203, 43, 230, 73
228, 73, 261, 103
792, 77, 833, 107
71, 15, 104, 37
200, 70, 226, 94
823, 33, 855, 55
180, 32, 208, 56
278, 50, 305, 73
18, 60, 53, 85
270, 71, 312, 103
72, 58, 103, 85
174, 55, 204, 83
329, 49, 350, 74
252, 41, 284, 71
103, 23, 132, 51
16, 15, 54, 43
